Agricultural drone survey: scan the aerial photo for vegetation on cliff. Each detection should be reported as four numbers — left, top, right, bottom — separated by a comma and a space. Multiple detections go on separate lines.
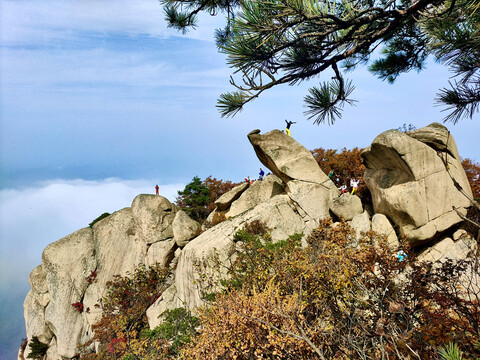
175, 176, 240, 222
79, 219, 479, 359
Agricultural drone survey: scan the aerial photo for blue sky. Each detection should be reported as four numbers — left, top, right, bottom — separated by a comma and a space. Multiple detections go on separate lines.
0, 0, 479, 358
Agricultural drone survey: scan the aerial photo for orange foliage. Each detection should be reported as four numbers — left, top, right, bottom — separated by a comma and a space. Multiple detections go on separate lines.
311, 147, 365, 180
462, 158, 480, 199
79, 265, 170, 360
203, 176, 242, 214
311, 147, 369, 201
183, 220, 480, 359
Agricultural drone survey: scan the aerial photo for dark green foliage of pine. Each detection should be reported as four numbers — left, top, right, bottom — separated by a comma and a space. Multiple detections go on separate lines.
89, 212, 111, 228
161, 0, 479, 124
27, 336, 48, 359
145, 308, 199, 355
176, 176, 211, 222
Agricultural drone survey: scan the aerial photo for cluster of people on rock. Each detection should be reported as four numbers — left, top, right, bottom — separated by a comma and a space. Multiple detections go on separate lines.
244, 168, 268, 186
328, 170, 361, 195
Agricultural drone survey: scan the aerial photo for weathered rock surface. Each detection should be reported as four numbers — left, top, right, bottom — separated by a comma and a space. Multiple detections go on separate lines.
214, 183, 249, 211
42, 227, 96, 358
330, 193, 363, 221
173, 194, 306, 311
226, 175, 285, 218
417, 235, 477, 263
362, 123, 472, 245
172, 210, 200, 247
131, 194, 178, 244
83, 207, 148, 327
146, 284, 179, 328
371, 213, 399, 249
248, 129, 338, 224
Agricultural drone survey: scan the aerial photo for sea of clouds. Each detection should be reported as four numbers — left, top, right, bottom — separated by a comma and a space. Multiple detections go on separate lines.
0, 178, 184, 360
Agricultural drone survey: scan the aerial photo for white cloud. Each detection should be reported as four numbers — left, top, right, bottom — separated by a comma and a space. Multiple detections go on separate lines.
2, 47, 229, 93
0, 178, 184, 284
0, 0, 224, 45
0, 177, 185, 359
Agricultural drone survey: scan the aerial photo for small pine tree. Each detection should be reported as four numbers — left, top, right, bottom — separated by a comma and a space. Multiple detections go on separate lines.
27, 336, 48, 359
176, 176, 211, 222
89, 212, 111, 228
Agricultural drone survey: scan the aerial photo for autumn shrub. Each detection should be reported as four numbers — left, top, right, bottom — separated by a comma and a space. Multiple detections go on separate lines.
86, 270, 97, 284
203, 175, 241, 214
462, 158, 480, 200
243, 219, 268, 236
71, 301, 84, 313
210, 211, 227, 227
78, 264, 171, 360
182, 219, 480, 359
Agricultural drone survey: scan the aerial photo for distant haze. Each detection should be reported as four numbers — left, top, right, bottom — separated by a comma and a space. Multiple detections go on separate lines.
0, 179, 183, 360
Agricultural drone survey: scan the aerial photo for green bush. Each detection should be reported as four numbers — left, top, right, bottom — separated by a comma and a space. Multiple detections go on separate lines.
154, 308, 199, 355
27, 336, 48, 359
89, 212, 111, 228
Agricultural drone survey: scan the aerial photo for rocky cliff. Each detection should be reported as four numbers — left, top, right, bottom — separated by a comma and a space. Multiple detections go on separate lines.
19, 123, 478, 359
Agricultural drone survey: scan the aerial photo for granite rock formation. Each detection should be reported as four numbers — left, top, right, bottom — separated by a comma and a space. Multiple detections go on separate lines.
20, 123, 477, 359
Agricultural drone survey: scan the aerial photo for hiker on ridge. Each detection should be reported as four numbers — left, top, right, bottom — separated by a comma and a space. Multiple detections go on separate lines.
259, 168, 265, 181
350, 178, 359, 195
155, 184, 159, 195
285, 119, 296, 137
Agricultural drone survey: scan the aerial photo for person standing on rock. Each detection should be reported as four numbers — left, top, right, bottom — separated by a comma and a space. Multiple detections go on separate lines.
155, 184, 159, 195
350, 178, 359, 195
259, 168, 265, 180
285, 119, 296, 136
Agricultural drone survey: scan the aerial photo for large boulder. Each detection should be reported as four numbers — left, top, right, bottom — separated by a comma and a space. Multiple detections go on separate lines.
348, 211, 371, 242
330, 193, 363, 221
248, 129, 331, 184
371, 214, 399, 249
131, 194, 178, 244
172, 210, 200, 247
362, 123, 472, 246
214, 183, 249, 211
146, 239, 176, 268
225, 175, 285, 218
247, 129, 338, 223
